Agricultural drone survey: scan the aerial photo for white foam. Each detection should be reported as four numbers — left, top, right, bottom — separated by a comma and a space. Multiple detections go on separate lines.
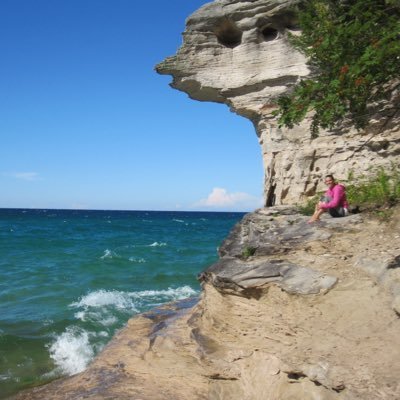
48, 326, 94, 375
128, 257, 146, 263
71, 286, 197, 315
0, 373, 12, 381
71, 290, 139, 312
56, 286, 198, 376
100, 249, 117, 259
172, 219, 185, 223
74, 311, 86, 321
130, 285, 197, 303
98, 315, 118, 326
148, 242, 167, 247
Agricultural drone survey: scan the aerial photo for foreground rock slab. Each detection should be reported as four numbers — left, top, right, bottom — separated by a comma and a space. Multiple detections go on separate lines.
12, 206, 400, 400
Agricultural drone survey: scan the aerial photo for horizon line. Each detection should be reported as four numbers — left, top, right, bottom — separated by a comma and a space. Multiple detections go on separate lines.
0, 206, 251, 213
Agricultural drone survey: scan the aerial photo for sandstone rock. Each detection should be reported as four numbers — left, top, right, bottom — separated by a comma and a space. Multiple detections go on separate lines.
201, 257, 337, 295
217, 207, 364, 259
200, 257, 337, 295
11, 0, 400, 398
392, 295, 400, 315
12, 206, 400, 400
157, 0, 400, 206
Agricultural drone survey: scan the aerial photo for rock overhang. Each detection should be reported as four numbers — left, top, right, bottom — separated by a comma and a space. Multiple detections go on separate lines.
156, 0, 400, 207
156, 0, 309, 108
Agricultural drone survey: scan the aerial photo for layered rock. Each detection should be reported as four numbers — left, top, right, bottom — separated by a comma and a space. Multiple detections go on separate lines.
9, 2, 400, 399
12, 206, 400, 399
156, 0, 400, 206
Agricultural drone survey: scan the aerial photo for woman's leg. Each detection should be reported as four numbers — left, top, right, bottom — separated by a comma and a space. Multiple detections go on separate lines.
308, 203, 327, 223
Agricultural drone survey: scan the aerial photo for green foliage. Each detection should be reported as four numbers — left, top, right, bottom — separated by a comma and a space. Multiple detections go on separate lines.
274, 0, 400, 136
346, 165, 400, 208
297, 194, 320, 216
242, 246, 257, 259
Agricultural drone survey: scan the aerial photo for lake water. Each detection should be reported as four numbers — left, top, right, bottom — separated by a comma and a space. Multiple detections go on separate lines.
0, 208, 244, 398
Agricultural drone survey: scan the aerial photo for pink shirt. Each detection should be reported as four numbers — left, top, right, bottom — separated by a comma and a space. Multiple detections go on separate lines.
320, 183, 349, 210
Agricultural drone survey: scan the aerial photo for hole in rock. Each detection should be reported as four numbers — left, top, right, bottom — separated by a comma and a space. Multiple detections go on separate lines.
287, 372, 306, 380
214, 18, 243, 48
261, 27, 279, 41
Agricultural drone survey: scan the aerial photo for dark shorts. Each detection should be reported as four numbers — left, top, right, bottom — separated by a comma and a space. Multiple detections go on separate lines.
328, 207, 347, 218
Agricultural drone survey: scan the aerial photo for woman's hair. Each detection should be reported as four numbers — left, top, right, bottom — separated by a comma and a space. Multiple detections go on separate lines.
325, 174, 335, 181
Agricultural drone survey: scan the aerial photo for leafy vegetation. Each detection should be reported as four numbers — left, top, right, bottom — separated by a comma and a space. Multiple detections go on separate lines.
297, 194, 320, 216
242, 246, 257, 259
346, 166, 400, 209
274, 0, 400, 136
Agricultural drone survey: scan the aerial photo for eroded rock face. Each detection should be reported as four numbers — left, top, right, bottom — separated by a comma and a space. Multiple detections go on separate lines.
156, 0, 400, 206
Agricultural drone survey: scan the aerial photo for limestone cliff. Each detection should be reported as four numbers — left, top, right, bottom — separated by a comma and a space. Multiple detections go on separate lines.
9, 2, 400, 400
156, 0, 400, 206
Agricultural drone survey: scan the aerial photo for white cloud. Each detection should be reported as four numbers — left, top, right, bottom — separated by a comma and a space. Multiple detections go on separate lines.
194, 187, 263, 211
3, 171, 41, 181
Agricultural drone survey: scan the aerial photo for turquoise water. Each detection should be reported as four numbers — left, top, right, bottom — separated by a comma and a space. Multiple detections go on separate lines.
0, 208, 244, 398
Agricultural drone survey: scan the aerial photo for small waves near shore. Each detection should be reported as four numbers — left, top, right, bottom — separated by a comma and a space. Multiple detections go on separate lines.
0, 209, 244, 399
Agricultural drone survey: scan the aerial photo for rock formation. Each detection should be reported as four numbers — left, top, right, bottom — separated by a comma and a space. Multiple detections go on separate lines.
156, 0, 400, 206
12, 206, 400, 399
9, 1, 400, 399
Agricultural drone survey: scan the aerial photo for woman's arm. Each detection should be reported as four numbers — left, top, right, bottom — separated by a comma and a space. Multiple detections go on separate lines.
320, 185, 344, 209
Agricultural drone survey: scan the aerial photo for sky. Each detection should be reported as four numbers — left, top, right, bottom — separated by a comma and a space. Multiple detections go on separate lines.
0, 0, 264, 212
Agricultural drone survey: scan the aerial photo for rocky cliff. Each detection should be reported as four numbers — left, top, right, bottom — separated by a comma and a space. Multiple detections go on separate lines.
156, 0, 400, 206
10, 2, 400, 399
12, 206, 400, 399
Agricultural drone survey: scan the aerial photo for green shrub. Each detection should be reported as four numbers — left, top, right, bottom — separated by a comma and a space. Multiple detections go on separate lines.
297, 194, 320, 216
346, 166, 400, 208
242, 246, 257, 259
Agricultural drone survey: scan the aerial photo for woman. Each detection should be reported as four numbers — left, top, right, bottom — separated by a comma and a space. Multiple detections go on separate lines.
308, 175, 349, 223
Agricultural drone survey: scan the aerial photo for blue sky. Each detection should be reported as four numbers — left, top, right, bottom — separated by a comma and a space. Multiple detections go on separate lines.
0, 0, 264, 212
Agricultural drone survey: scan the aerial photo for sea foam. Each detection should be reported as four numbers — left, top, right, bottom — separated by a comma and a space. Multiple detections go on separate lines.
71, 286, 197, 311
148, 241, 167, 247
71, 289, 139, 311
50, 285, 198, 377
48, 326, 94, 375
100, 249, 118, 259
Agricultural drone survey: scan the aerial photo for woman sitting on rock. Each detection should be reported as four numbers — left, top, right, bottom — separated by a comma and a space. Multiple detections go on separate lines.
308, 174, 349, 223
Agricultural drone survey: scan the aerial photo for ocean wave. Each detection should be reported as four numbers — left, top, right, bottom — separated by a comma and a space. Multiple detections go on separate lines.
172, 219, 185, 223
128, 257, 146, 263
48, 326, 94, 375
131, 286, 197, 300
100, 249, 119, 259
0, 372, 15, 382
71, 286, 197, 311
71, 290, 139, 311
54, 286, 198, 376
148, 242, 167, 247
